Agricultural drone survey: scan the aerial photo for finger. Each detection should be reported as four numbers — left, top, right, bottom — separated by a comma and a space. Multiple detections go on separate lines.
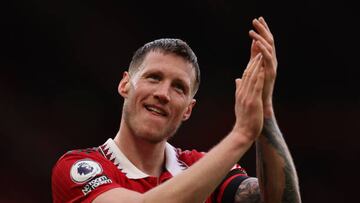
249, 54, 263, 81
249, 30, 273, 53
242, 52, 257, 79
258, 16, 270, 32
255, 40, 272, 62
235, 78, 242, 94
252, 18, 274, 46
243, 53, 261, 82
250, 39, 257, 59
235, 78, 242, 89
252, 67, 265, 98
255, 40, 277, 74
248, 56, 265, 99
252, 18, 269, 36
243, 54, 262, 92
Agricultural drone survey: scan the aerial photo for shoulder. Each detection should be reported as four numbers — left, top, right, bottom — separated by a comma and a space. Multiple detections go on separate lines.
51, 147, 120, 203
51, 147, 110, 182
53, 147, 106, 170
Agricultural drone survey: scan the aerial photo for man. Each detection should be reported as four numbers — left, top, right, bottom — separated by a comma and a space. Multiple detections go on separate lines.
52, 17, 301, 203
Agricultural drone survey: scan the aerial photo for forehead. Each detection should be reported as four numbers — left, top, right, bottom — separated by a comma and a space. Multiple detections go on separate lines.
139, 51, 195, 83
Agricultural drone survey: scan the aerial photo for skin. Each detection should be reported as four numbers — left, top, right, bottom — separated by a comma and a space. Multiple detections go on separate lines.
234, 17, 301, 203
93, 46, 265, 203
249, 16, 277, 118
116, 51, 196, 177
93, 17, 301, 203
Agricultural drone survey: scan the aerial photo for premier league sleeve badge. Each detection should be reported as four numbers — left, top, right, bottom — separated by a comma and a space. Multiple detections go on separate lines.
70, 159, 103, 184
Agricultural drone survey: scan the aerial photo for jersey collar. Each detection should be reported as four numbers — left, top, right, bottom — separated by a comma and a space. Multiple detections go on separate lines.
100, 138, 186, 179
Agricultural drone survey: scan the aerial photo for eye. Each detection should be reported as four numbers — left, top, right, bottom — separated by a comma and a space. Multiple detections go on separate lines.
173, 83, 186, 94
147, 74, 161, 82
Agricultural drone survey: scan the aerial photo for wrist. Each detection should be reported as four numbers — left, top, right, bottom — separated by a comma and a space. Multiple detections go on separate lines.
231, 125, 258, 146
263, 103, 275, 119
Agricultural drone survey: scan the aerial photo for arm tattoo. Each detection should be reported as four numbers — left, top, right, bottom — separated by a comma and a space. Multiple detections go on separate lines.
255, 118, 301, 203
234, 177, 262, 203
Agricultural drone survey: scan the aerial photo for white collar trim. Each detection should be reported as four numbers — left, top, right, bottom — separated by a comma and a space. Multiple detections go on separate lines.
101, 138, 186, 179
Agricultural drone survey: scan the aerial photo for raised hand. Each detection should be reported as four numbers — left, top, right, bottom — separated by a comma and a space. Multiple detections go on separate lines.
249, 17, 277, 118
234, 53, 265, 142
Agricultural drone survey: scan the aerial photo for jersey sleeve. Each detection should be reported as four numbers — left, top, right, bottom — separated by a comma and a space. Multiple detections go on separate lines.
51, 149, 122, 203
177, 149, 249, 203
212, 165, 249, 203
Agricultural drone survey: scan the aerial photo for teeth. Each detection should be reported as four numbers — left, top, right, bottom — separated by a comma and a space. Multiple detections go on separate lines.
147, 106, 165, 115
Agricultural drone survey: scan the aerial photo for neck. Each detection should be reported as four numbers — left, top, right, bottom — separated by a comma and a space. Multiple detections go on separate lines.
114, 121, 167, 177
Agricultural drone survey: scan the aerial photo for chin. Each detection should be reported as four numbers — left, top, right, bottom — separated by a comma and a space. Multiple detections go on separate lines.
137, 132, 169, 144
136, 126, 175, 144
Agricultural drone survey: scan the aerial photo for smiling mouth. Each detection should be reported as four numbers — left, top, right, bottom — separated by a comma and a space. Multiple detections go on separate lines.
144, 105, 168, 117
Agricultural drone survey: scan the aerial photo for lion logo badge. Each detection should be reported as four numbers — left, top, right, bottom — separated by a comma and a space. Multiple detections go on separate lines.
70, 159, 103, 184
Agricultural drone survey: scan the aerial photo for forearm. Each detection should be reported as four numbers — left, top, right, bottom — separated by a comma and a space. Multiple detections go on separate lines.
94, 131, 254, 203
256, 116, 301, 203
144, 131, 254, 203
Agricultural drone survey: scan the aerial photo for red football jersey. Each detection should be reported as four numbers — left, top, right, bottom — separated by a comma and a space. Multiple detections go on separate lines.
51, 138, 248, 203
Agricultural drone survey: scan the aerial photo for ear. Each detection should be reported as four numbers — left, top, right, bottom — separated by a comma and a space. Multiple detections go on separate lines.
182, 99, 196, 121
118, 71, 131, 98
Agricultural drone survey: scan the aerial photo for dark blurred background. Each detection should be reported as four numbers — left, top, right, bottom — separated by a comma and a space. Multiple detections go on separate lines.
1, 0, 359, 202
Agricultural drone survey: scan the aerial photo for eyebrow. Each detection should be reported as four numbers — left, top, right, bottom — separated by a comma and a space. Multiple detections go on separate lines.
142, 69, 191, 92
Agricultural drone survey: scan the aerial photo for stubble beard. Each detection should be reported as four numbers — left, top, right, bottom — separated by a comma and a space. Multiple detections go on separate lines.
122, 102, 182, 144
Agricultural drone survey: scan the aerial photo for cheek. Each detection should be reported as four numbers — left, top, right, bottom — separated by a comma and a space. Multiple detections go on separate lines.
172, 98, 190, 116
130, 83, 152, 99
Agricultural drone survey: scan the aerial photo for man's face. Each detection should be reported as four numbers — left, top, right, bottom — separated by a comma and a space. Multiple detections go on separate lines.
120, 51, 196, 143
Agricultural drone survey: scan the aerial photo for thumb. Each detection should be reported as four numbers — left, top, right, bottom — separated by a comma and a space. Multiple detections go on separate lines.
250, 39, 256, 59
235, 78, 242, 90
250, 39, 260, 59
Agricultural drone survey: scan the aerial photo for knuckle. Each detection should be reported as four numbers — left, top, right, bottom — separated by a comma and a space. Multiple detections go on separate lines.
244, 99, 255, 109
242, 71, 248, 78
268, 37, 274, 45
254, 85, 262, 93
250, 76, 257, 84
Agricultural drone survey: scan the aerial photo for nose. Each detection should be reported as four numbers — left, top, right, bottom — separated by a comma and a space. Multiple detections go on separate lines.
153, 83, 171, 104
